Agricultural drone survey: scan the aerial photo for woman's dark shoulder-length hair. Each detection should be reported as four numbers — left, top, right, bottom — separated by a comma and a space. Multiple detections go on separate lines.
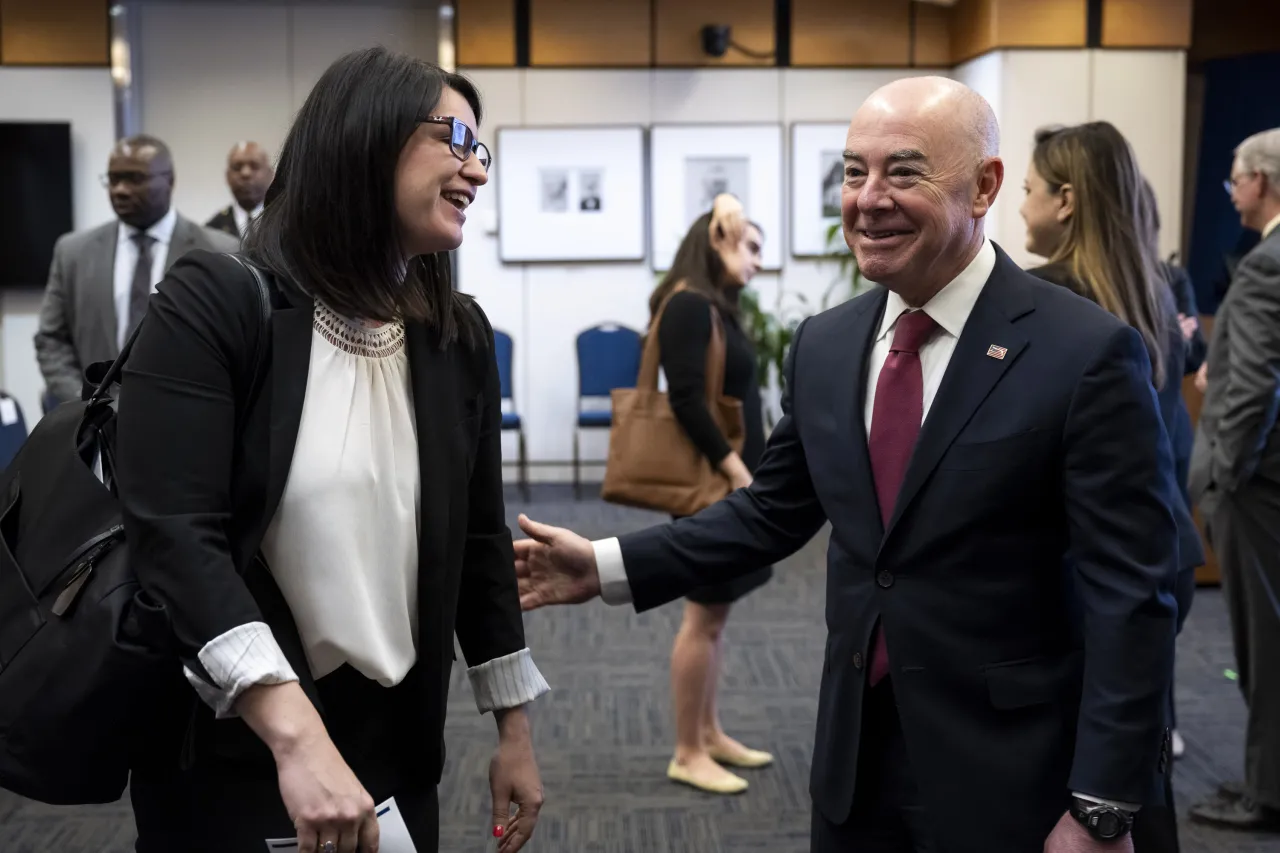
245, 46, 483, 347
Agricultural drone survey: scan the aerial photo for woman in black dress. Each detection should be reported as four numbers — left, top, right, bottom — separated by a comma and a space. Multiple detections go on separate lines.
649, 194, 773, 794
1019, 121, 1202, 853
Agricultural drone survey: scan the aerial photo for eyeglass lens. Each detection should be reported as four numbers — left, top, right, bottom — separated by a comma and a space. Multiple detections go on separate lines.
448, 119, 491, 169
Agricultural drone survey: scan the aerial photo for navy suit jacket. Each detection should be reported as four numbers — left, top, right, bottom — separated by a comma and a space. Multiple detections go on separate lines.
617, 244, 1179, 852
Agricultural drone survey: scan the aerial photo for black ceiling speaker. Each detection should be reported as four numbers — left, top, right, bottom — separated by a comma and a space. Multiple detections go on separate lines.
700, 25, 731, 58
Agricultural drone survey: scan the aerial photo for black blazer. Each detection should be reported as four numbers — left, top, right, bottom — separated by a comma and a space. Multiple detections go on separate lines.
115, 251, 526, 779
614, 245, 1179, 852
1026, 262, 1204, 573
205, 206, 240, 240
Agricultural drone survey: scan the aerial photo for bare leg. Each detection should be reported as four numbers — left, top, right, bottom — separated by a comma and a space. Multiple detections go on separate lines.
669, 601, 745, 791
701, 618, 773, 767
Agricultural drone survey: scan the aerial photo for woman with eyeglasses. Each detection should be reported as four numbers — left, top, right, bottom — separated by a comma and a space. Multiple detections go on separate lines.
115, 47, 547, 853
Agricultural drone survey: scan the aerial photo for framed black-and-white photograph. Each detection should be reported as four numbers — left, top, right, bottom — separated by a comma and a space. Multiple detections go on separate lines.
791, 122, 851, 257
497, 126, 646, 262
650, 124, 783, 271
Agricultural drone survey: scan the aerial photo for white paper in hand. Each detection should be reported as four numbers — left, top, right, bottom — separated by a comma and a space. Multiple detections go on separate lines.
0, 398, 18, 426
264, 797, 419, 853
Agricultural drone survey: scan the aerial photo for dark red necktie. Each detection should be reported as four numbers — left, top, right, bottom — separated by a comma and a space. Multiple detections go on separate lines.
867, 309, 938, 686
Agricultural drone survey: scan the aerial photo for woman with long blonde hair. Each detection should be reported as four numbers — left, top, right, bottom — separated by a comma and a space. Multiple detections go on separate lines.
1020, 120, 1202, 853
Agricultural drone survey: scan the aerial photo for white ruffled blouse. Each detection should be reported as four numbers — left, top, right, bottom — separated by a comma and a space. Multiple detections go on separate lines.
184, 302, 548, 718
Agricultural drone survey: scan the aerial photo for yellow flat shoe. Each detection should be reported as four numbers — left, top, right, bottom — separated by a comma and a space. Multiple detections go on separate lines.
708, 746, 774, 768
667, 759, 748, 794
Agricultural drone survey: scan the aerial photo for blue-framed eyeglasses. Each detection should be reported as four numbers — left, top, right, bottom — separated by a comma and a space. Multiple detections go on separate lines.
421, 116, 491, 171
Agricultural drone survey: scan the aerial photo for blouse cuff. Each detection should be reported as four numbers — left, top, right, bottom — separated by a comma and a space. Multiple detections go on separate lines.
466, 648, 550, 713
184, 621, 300, 719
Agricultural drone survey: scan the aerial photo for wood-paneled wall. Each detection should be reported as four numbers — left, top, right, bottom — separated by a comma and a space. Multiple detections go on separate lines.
951, 0, 1087, 64
531, 0, 651, 66
0, 0, 109, 66
1102, 0, 1192, 48
457, 0, 1202, 69
457, 0, 517, 67
791, 0, 912, 68
1189, 0, 1280, 64
653, 0, 774, 66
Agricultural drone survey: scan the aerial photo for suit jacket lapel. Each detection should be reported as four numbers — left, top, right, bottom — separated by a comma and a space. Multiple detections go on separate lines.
93, 225, 121, 356
840, 289, 888, 538
262, 288, 314, 525
165, 217, 201, 270
883, 257, 1033, 541
406, 324, 455, 593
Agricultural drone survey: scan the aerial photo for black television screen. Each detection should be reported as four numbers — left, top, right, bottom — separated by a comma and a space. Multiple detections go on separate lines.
0, 122, 74, 288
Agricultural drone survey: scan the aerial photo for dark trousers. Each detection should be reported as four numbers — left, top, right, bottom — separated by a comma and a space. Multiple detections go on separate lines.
131, 665, 440, 852
1169, 567, 1197, 729
1205, 493, 1280, 809
811, 680, 938, 852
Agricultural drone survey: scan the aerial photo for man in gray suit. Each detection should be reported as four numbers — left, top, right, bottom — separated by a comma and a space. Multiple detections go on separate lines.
34, 134, 239, 406
1189, 127, 1280, 831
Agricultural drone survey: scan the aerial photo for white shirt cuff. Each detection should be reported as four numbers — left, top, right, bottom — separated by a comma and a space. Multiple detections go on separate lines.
467, 648, 550, 713
184, 621, 299, 719
1074, 792, 1141, 813
592, 537, 632, 605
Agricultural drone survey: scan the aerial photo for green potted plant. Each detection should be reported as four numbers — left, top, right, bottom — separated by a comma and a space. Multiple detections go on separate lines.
739, 224, 864, 426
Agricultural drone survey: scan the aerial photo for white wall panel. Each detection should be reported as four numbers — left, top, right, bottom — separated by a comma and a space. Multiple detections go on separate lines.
0, 68, 115, 425
1090, 50, 1187, 259
289, 5, 437, 113
136, 3, 292, 225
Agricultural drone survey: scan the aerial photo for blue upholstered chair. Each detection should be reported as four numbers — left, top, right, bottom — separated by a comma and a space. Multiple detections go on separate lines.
492, 329, 528, 500
0, 393, 29, 473
573, 323, 642, 496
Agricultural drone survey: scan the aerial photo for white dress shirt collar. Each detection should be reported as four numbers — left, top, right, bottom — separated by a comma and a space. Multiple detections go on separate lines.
118, 206, 178, 248
233, 202, 263, 236
874, 238, 997, 342
1263, 211, 1280, 240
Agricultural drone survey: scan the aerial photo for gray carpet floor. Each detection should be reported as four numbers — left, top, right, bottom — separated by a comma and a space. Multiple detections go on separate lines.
1, 485, 1275, 852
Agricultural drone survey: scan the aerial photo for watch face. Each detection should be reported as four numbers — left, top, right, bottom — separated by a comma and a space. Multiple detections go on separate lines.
1094, 811, 1122, 838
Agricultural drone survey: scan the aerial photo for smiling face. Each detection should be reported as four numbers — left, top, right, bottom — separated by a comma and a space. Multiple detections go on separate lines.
840, 78, 1002, 304
394, 86, 488, 257
1019, 160, 1070, 259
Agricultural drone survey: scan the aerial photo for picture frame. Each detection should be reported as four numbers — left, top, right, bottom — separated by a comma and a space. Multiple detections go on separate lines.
648, 124, 783, 272
790, 122, 850, 258
496, 125, 647, 263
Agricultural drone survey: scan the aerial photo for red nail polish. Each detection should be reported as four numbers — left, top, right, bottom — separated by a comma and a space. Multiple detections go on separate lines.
493, 825, 504, 838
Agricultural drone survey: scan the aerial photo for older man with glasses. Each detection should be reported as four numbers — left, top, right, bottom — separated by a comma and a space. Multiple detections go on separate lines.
34, 134, 238, 408
1189, 127, 1280, 832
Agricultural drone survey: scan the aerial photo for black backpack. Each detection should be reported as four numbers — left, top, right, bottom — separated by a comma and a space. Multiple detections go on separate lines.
0, 255, 271, 804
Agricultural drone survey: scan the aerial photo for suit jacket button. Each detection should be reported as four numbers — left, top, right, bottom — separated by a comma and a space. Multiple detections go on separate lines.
877, 570, 894, 588
853, 652, 864, 669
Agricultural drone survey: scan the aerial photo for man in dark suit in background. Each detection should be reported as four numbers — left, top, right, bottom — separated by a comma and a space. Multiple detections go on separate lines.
514, 76, 1179, 853
34, 134, 238, 406
1188, 127, 1280, 832
206, 140, 273, 240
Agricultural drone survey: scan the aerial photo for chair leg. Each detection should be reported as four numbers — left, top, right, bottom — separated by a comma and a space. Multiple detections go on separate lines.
573, 429, 580, 500
518, 430, 529, 502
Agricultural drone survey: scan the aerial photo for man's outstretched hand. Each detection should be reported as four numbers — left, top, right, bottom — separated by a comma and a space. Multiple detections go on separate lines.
513, 514, 602, 611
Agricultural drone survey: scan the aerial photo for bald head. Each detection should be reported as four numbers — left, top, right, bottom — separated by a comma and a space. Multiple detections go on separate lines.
226, 140, 273, 211
106, 134, 174, 229
840, 76, 1004, 305
855, 76, 999, 163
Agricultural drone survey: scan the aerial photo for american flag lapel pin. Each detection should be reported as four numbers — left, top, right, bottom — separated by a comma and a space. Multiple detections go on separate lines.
986, 344, 1008, 360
